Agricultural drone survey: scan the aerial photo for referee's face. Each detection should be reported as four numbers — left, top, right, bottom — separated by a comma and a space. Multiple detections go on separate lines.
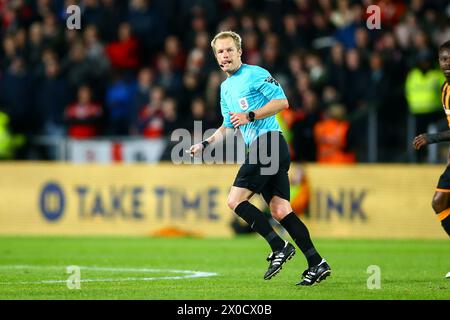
214, 37, 242, 76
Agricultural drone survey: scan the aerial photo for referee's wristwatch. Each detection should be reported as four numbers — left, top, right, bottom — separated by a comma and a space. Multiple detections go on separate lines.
247, 111, 256, 122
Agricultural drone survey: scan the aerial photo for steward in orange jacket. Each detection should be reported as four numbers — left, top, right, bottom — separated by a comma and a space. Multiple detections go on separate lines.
314, 104, 356, 163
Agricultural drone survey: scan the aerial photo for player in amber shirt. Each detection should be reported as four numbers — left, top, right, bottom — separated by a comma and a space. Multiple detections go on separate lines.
413, 40, 450, 242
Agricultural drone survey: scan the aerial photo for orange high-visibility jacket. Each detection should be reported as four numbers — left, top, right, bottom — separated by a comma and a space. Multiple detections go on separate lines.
314, 119, 356, 163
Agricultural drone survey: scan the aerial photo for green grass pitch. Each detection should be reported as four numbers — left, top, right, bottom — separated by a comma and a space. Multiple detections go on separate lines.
0, 236, 448, 300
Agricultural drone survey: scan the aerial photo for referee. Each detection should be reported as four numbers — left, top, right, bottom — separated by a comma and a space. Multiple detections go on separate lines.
188, 31, 330, 286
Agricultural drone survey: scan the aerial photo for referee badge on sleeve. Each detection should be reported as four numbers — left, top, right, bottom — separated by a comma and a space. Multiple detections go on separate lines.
238, 97, 249, 110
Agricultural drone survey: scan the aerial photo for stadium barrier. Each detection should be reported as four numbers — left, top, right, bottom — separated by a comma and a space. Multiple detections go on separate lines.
0, 163, 446, 239
31, 136, 167, 162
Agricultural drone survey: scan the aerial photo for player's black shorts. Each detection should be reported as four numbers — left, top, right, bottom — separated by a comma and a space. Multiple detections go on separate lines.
233, 131, 291, 204
437, 165, 450, 190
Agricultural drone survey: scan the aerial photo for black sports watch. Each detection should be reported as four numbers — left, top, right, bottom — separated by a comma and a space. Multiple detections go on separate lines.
248, 111, 256, 122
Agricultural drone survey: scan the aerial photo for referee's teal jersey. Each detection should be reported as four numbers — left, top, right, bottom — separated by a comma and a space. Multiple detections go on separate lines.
220, 64, 287, 146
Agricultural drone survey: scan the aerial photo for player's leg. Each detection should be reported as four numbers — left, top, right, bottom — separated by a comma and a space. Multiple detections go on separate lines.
431, 189, 450, 279
433, 165, 450, 236
431, 190, 450, 236
227, 186, 286, 252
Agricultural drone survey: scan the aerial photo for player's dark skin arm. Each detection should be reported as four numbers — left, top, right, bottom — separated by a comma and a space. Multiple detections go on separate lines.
413, 130, 450, 150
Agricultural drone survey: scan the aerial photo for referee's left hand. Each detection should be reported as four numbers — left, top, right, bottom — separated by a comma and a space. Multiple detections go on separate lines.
229, 112, 249, 128
186, 143, 203, 157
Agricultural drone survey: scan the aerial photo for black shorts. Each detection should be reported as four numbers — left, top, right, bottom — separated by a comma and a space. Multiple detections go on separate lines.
233, 131, 291, 204
437, 165, 450, 190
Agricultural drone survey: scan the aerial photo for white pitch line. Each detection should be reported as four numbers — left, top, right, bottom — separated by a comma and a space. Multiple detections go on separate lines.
0, 265, 218, 285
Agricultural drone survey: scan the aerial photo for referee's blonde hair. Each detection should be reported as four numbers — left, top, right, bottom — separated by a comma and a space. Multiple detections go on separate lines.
210, 31, 242, 53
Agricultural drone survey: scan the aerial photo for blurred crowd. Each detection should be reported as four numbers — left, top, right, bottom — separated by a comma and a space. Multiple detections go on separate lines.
0, 0, 450, 161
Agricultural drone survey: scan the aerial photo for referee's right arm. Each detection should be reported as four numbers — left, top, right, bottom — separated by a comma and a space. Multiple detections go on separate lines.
188, 125, 232, 156
205, 125, 231, 145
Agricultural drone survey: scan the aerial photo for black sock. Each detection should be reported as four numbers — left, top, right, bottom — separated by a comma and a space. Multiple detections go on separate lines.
235, 201, 285, 251
441, 215, 450, 236
280, 212, 322, 267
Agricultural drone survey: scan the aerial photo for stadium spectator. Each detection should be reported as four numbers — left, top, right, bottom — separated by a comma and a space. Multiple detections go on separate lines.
326, 42, 347, 97
343, 49, 369, 112
291, 90, 322, 162
286, 51, 304, 87
0, 57, 33, 135
105, 22, 140, 71
240, 13, 256, 34
104, 72, 135, 135
304, 51, 327, 90
364, 52, 392, 160
154, 53, 182, 98
12, 28, 27, 60
136, 86, 165, 138
35, 57, 69, 138
0, 107, 24, 160
185, 96, 216, 139
291, 0, 314, 35
65, 85, 103, 139
164, 35, 186, 73
431, 12, 450, 47
179, 71, 203, 117
27, 22, 45, 69
242, 31, 261, 66
185, 11, 209, 52
283, 13, 307, 52
204, 71, 223, 121
405, 48, 445, 161
314, 103, 355, 163
130, 67, 155, 133
41, 13, 64, 55
330, 0, 357, 48
61, 40, 96, 93
161, 97, 179, 136
82, 24, 109, 74
354, 27, 371, 65
128, 0, 166, 62
261, 33, 285, 76
376, 31, 404, 96
322, 85, 341, 107
185, 31, 215, 78
81, 0, 103, 28
255, 14, 273, 40
309, 10, 335, 52
289, 166, 311, 217
96, 0, 128, 42
394, 12, 419, 50
1, 34, 16, 69
158, 96, 181, 161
